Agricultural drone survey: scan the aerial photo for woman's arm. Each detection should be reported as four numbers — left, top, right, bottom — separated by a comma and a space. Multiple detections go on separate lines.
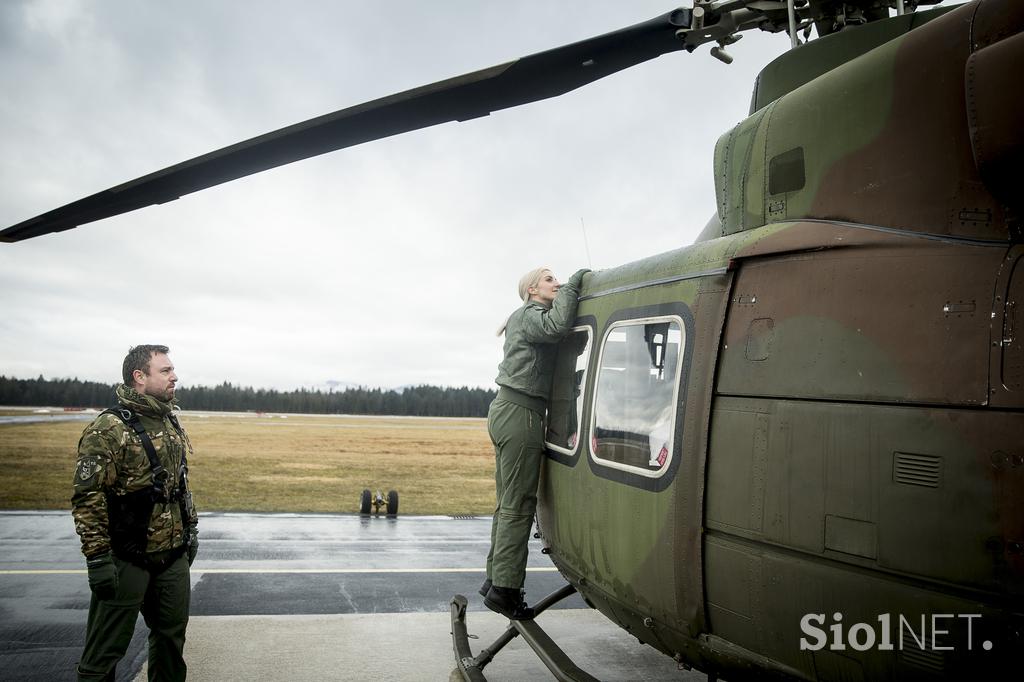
521, 268, 590, 342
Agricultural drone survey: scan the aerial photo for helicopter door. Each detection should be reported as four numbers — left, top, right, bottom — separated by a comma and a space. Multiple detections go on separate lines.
544, 322, 595, 466
997, 247, 1024, 399
537, 270, 733, 649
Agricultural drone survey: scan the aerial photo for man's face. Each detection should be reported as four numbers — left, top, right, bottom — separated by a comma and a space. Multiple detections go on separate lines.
135, 352, 177, 401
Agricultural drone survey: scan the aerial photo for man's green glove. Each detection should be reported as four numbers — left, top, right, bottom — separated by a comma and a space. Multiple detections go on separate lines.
186, 533, 199, 566
86, 553, 118, 600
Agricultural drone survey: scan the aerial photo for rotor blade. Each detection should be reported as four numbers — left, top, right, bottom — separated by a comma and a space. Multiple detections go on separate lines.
1, 8, 691, 243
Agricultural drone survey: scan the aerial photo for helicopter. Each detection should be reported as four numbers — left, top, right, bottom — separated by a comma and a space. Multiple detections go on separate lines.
2, 0, 1021, 679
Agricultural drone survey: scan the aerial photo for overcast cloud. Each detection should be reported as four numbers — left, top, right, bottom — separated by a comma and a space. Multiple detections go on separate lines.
0, 1, 788, 392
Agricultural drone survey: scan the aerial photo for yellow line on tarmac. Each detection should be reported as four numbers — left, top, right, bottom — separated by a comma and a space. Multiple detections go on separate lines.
0, 565, 88, 569
0, 567, 559, 576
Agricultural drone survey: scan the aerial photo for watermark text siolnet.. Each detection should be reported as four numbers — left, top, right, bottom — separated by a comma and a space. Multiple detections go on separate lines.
799, 612, 991, 652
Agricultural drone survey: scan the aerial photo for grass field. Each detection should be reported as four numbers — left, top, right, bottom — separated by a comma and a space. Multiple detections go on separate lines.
0, 411, 497, 515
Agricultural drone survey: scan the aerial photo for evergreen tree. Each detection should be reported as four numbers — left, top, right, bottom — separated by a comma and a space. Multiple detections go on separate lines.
0, 375, 496, 417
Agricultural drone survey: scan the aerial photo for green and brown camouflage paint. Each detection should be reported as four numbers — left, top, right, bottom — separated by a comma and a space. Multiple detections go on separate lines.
538, 2, 1022, 678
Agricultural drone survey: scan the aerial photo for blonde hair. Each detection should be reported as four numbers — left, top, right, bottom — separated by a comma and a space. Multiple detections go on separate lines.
497, 267, 552, 336
518, 267, 551, 303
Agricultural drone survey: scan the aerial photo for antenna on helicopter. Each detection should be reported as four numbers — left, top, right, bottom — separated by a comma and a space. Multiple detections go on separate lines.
579, 217, 594, 269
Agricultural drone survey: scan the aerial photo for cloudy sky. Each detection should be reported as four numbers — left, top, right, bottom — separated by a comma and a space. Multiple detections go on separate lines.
0, 1, 789, 392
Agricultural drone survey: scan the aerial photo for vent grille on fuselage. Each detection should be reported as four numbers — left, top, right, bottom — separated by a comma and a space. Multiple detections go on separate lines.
899, 627, 946, 672
892, 452, 942, 488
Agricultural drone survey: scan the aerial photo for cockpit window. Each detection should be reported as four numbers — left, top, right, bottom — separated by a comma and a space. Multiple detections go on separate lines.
545, 327, 592, 456
590, 317, 684, 477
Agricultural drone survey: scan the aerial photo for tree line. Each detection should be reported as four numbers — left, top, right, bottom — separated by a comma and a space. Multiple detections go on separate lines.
0, 375, 496, 418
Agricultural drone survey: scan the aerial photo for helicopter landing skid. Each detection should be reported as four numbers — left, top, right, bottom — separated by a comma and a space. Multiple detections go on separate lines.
450, 583, 599, 682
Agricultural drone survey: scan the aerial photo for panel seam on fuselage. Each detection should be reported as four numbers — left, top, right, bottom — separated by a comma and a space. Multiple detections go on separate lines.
579, 267, 729, 301
703, 527, 1017, 608
711, 391, 1024, 413
793, 218, 1011, 247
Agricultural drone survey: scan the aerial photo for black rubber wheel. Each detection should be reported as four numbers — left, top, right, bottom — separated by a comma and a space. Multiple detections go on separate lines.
386, 489, 399, 516
360, 489, 372, 515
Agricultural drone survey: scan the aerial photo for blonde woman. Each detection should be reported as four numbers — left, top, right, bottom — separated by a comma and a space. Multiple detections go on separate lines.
482, 266, 589, 619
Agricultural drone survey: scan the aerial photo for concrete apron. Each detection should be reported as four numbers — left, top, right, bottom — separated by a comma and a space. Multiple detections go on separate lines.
135, 609, 701, 681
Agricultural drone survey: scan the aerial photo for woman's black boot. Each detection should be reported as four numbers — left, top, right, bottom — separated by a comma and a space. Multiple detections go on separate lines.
484, 585, 535, 620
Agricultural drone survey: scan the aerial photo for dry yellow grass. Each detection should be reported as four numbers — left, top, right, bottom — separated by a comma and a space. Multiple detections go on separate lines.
0, 413, 497, 515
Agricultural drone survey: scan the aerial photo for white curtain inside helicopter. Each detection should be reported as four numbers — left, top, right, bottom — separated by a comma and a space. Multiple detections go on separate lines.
591, 319, 682, 474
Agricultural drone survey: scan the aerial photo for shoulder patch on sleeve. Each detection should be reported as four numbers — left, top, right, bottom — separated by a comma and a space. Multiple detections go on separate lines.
75, 456, 102, 483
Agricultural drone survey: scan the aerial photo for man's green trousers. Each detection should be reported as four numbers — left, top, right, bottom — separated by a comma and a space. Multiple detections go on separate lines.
77, 552, 190, 682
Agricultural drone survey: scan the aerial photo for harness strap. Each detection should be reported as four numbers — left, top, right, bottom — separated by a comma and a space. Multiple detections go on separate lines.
104, 407, 169, 498
101, 405, 193, 570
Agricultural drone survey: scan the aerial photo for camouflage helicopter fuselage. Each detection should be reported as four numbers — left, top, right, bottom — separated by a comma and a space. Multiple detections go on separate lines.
537, 1, 1023, 679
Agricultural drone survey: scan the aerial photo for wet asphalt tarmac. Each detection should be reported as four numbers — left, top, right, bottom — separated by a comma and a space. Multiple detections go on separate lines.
0, 511, 585, 681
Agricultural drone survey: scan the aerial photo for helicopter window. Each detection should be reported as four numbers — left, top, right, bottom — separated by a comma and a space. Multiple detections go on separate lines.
768, 146, 805, 195
545, 327, 592, 456
590, 317, 683, 477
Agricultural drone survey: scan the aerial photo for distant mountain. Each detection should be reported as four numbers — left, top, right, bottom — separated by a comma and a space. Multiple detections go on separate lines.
320, 382, 413, 394
322, 379, 361, 391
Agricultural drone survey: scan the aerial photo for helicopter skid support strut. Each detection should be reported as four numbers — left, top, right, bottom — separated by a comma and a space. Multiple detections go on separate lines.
450, 582, 599, 682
